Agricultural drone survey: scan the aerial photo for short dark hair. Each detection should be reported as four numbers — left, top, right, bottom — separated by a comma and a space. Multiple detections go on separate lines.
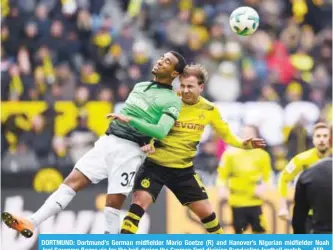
180, 64, 208, 85
170, 51, 186, 74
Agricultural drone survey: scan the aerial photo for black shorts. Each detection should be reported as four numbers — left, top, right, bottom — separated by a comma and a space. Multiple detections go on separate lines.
232, 206, 266, 234
133, 159, 208, 205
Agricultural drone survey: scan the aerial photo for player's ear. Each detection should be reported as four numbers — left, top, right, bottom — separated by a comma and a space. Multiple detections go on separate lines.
171, 70, 179, 79
199, 83, 204, 92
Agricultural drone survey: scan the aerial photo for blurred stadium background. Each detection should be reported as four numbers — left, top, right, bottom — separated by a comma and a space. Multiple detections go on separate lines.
0, 0, 332, 248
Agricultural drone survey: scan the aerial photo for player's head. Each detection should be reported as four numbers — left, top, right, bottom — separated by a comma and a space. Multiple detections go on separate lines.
312, 122, 330, 153
179, 64, 208, 104
152, 51, 186, 80
240, 124, 260, 139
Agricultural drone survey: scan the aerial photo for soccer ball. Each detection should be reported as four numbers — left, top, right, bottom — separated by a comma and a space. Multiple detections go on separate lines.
229, 6, 259, 36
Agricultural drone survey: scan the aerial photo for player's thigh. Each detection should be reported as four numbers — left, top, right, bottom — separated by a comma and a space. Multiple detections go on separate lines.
167, 168, 208, 206
132, 161, 165, 203
232, 207, 248, 234
74, 136, 109, 184
107, 154, 144, 196
105, 135, 146, 196
247, 206, 266, 233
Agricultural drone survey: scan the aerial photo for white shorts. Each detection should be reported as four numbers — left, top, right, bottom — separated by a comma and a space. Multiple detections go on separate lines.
74, 135, 146, 196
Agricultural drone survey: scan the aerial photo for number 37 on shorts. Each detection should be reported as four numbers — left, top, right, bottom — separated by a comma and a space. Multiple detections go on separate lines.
120, 171, 136, 187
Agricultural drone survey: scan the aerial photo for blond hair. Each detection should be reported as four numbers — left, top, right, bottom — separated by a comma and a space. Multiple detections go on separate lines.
313, 122, 329, 132
180, 64, 208, 85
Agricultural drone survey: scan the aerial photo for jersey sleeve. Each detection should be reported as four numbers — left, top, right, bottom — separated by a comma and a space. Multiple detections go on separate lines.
217, 151, 232, 187
129, 114, 175, 140
161, 95, 181, 120
278, 155, 304, 198
210, 107, 244, 149
127, 93, 180, 140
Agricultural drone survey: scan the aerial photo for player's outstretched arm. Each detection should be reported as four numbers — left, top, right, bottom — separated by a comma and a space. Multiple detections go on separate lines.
278, 157, 302, 198
278, 156, 303, 220
210, 108, 266, 149
129, 114, 176, 140
106, 113, 175, 140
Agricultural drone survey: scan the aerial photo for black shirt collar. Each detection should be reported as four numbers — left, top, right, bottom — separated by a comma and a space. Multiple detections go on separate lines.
144, 80, 173, 91
151, 80, 173, 89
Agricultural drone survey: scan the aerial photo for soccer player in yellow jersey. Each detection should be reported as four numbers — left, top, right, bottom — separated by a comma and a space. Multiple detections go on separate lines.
217, 125, 272, 234
278, 122, 331, 225
119, 64, 266, 234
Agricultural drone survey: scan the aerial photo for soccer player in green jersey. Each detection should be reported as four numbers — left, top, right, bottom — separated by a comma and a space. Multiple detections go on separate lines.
1, 51, 186, 237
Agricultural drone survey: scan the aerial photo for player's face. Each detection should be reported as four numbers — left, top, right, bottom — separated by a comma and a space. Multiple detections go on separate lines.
180, 76, 203, 104
313, 128, 330, 153
152, 52, 179, 78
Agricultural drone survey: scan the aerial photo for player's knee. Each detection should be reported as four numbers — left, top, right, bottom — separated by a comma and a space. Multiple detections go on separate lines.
63, 169, 91, 192
132, 190, 153, 210
188, 200, 213, 220
105, 194, 126, 209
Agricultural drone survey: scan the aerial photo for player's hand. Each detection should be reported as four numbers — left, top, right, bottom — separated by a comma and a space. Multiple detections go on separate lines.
278, 199, 290, 221
243, 137, 266, 149
141, 144, 155, 154
106, 113, 131, 123
278, 207, 290, 221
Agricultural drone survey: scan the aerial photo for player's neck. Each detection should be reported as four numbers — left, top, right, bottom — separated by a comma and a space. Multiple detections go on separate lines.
183, 97, 200, 105
153, 76, 172, 85
316, 148, 331, 157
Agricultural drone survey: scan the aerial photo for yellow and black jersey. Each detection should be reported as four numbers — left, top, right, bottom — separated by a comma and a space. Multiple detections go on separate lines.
278, 147, 332, 198
218, 148, 272, 207
148, 97, 244, 168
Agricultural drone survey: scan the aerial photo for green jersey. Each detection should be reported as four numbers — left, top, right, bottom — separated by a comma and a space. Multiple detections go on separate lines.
106, 81, 181, 145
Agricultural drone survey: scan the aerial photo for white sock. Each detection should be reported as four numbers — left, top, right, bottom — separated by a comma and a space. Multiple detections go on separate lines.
104, 206, 121, 234
28, 184, 76, 228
